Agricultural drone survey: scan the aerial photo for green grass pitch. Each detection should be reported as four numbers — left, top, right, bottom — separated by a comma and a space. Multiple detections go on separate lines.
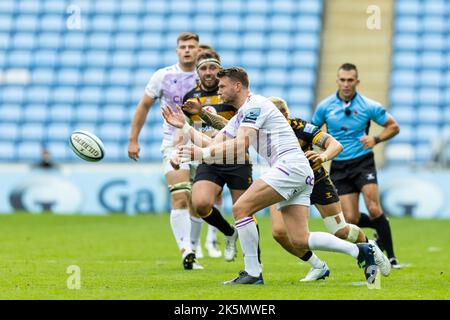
0, 214, 448, 300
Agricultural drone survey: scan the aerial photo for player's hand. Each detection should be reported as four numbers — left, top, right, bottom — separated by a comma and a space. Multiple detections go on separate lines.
177, 144, 204, 163
128, 141, 140, 161
305, 150, 328, 164
360, 135, 376, 149
162, 105, 186, 128
182, 97, 202, 115
169, 149, 180, 170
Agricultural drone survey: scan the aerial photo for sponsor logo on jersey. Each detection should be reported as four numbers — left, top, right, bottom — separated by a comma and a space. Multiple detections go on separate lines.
242, 108, 261, 124
304, 123, 317, 134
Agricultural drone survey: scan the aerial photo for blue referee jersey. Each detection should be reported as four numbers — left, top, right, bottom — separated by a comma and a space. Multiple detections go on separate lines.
312, 92, 390, 161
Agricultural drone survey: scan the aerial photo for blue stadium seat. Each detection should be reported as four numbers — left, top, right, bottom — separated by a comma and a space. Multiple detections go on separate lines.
417, 88, 443, 106
88, 33, 113, 50
395, 0, 421, 15
270, 15, 294, 32
52, 87, 77, 104
111, 51, 135, 68
0, 15, 13, 31
423, 16, 446, 33
11, 32, 35, 49
43, 0, 66, 14
268, 33, 292, 50
27, 86, 51, 104
290, 105, 312, 121
136, 51, 160, 69
90, 15, 115, 32
394, 34, 421, 51
422, 34, 447, 51
246, 0, 269, 14
108, 69, 132, 86
266, 51, 290, 68
216, 33, 241, 50
0, 142, 16, 160
82, 68, 107, 86
31, 68, 55, 86
14, 14, 39, 32
242, 33, 265, 50
85, 50, 110, 68
40, 15, 65, 31
0, 0, 15, 14
395, 17, 420, 34
415, 125, 440, 144
393, 124, 414, 143
143, 0, 167, 15
24, 104, 48, 122
101, 142, 124, 161
271, 0, 296, 14
298, 0, 323, 15
296, 15, 321, 33
142, 15, 165, 32
167, 15, 191, 32
75, 104, 101, 123
37, 32, 61, 49
418, 70, 444, 88
72, 122, 97, 134
415, 144, 433, 163
385, 143, 414, 164
192, 15, 217, 33
78, 88, 102, 104
99, 123, 125, 142
417, 106, 442, 125
105, 87, 129, 105
47, 141, 70, 161
292, 32, 320, 50
101, 105, 128, 123
390, 88, 416, 106
244, 15, 268, 32
114, 33, 138, 50
390, 106, 415, 126
0, 122, 20, 141
47, 123, 72, 141
391, 70, 417, 88
2, 86, 26, 104
292, 51, 317, 68
287, 88, 314, 106
7, 50, 32, 68
421, 52, 445, 69
117, 15, 140, 32
17, 141, 43, 161
49, 104, 75, 122
59, 50, 84, 68
57, 68, 81, 86
263, 69, 287, 87
0, 104, 22, 122
393, 52, 420, 69
220, 0, 244, 15
218, 15, 242, 32
240, 51, 265, 68
63, 33, 86, 50
21, 122, 46, 141
289, 69, 316, 89
33, 49, 58, 67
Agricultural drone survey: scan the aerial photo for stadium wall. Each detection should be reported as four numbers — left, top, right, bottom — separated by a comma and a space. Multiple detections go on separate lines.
0, 164, 448, 219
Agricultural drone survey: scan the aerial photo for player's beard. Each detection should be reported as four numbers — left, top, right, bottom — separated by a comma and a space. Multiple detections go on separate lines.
201, 78, 219, 92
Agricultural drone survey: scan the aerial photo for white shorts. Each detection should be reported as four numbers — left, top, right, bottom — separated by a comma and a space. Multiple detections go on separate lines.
161, 145, 197, 176
260, 156, 314, 210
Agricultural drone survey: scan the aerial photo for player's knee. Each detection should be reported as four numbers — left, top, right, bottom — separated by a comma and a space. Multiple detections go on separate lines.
193, 201, 214, 218
169, 182, 192, 209
271, 226, 287, 243
324, 212, 358, 241
333, 226, 349, 239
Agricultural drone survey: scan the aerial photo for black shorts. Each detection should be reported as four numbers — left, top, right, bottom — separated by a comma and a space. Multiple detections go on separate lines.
193, 164, 253, 190
330, 152, 378, 195
311, 167, 340, 205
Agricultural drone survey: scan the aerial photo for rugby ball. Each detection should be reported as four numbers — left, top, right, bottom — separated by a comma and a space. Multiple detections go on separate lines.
69, 130, 105, 162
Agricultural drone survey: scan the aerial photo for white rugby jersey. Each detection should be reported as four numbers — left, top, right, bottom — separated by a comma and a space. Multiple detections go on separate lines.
220, 94, 304, 166
145, 63, 198, 147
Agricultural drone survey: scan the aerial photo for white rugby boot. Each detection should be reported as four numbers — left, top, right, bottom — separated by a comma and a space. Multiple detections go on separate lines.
224, 227, 238, 262
299, 263, 330, 282
205, 241, 222, 258
369, 240, 391, 276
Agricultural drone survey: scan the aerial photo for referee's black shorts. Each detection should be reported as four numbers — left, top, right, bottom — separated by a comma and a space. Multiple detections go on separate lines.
193, 163, 253, 190
330, 152, 378, 195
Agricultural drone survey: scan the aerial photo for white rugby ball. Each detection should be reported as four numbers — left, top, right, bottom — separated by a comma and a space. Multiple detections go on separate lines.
69, 130, 105, 162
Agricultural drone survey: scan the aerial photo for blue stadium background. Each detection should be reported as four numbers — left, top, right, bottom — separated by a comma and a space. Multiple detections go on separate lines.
1, 0, 449, 165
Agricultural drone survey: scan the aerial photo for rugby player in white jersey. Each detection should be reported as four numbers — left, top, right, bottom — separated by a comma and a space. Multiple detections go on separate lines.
128, 32, 202, 270
162, 67, 390, 284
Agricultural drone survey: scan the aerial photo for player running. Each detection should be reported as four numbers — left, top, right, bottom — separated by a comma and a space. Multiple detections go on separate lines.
163, 67, 390, 285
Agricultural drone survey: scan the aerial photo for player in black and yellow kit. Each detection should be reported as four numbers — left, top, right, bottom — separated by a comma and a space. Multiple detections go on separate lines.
180, 51, 253, 262
268, 97, 390, 281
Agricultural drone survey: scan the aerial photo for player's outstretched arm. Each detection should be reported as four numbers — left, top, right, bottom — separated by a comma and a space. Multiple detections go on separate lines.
128, 94, 155, 161
162, 105, 212, 147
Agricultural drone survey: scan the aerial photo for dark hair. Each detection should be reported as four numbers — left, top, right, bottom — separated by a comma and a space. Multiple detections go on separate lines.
196, 50, 221, 64
199, 43, 214, 51
217, 67, 249, 88
177, 32, 200, 44
338, 63, 358, 78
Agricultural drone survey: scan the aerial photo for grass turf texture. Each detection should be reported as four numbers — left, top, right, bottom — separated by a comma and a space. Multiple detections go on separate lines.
0, 214, 448, 300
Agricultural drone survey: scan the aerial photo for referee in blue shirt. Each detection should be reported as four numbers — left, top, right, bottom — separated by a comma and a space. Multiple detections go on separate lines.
312, 63, 401, 268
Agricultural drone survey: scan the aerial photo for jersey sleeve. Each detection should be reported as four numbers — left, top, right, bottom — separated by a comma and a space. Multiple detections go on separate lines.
219, 114, 238, 138
239, 105, 269, 130
311, 103, 326, 127
290, 118, 322, 144
144, 69, 164, 99
369, 102, 389, 126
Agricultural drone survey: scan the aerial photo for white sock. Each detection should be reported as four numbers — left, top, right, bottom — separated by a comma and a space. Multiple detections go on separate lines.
206, 224, 218, 244
305, 252, 325, 269
235, 217, 261, 277
308, 232, 359, 258
170, 209, 192, 253
190, 216, 203, 249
